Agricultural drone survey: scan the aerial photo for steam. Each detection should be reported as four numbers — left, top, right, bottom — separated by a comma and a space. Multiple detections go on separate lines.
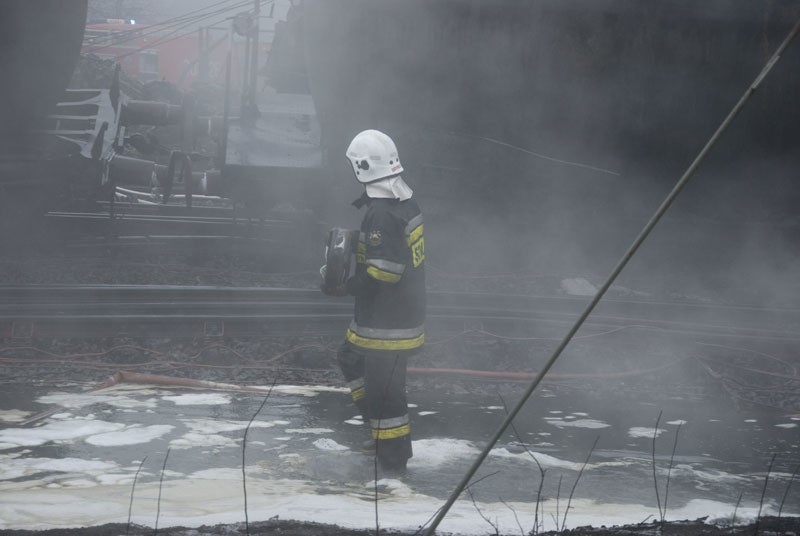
301, 1, 800, 312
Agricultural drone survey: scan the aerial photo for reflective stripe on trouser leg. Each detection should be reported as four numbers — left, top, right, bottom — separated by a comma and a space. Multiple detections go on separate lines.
370, 414, 410, 440
364, 353, 412, 467
348, 378, 366, 402
336, 343, 368, 418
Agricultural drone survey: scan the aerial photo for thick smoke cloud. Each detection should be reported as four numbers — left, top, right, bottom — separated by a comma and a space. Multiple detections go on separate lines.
300, 0, 800, 308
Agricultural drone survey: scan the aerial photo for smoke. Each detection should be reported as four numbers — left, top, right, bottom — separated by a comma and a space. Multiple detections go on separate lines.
302, 0, 800, 313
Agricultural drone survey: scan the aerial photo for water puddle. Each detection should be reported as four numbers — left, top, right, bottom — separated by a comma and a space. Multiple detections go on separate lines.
0, 382, 797, 532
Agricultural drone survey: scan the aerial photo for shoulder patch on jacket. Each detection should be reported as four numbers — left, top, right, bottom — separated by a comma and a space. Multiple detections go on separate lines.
367, 229, 383, 246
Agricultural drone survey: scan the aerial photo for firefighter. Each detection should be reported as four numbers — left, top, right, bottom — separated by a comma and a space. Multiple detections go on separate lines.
322, 129, 426, 473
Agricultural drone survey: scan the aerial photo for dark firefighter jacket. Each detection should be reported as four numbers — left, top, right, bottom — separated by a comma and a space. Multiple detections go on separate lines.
344, 194, 426, 354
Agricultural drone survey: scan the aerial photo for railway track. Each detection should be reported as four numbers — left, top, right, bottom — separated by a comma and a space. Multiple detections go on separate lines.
1, 284, 798, 343
44, 208, 312, 241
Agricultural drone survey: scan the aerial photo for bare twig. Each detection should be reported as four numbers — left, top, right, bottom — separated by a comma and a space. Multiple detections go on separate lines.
467, 488, 500, 536
562, 436, 599, 532
731, 491, 744, 526
638, 514, 655, 525
555, 475, 563, 534
534, 473, 546, 535
651, 410, 664, 521
500, 497, 525, 536
411, 473, 502, 536
777, 463, 798, 519
412, 472, 501, 536
154, 447, 171, 536
550, 513, 560, 534
498, 393, 547, 536
755, 454, 777, 535
126, 455, 148, 535
467, 470, 502, 489
663, 422, 682, 525
242, 384, 276, 536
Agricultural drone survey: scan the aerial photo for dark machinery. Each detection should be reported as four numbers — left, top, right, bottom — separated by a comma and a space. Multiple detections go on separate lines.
0, 0, 325, 250
2, 1, 799, 249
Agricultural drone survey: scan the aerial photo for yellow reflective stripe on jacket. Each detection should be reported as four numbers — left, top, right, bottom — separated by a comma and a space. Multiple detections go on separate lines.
366, 265, 402, 283
356, 241, 366, 264
410, 237, 424, 268
346, 329, 425, 351
371, 424, 411, 440
405, 222, 424, 267
406, 224, 423, 247
351, 387, 365, 401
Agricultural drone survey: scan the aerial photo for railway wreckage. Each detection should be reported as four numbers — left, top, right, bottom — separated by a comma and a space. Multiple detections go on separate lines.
1, 1, 798, 242
0, 0, 322, 246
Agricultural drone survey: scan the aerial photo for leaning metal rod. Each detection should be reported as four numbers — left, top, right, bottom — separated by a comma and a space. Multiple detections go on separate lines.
423, 17, 800, 536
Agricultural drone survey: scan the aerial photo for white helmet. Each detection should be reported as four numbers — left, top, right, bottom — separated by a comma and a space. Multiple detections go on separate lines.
346, 129, 404, 184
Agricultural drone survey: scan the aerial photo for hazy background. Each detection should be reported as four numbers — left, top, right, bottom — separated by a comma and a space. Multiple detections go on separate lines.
20, 0, 800, 308
298, 0, 800, 307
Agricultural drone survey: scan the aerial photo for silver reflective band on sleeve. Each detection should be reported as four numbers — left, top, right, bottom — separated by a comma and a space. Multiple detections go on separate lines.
366, 257, 405, 274
404, 214, 423, 235
370, 414, 410, 430
348, 321, 424, 340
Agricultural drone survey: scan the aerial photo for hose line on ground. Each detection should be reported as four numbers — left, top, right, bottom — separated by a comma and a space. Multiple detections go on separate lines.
423, 16, 800, 536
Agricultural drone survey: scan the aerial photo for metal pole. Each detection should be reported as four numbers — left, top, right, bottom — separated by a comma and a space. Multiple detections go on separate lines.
422, 16, 800, 536
249, 0, 261, 98
242, 32, 252, 101
221, 24, 234, 167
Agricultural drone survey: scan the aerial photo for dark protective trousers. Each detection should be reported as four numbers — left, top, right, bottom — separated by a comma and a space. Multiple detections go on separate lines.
336, 343, 413, 470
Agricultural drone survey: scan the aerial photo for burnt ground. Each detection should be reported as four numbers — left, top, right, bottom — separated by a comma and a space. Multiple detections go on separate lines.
1, 246, 799, 536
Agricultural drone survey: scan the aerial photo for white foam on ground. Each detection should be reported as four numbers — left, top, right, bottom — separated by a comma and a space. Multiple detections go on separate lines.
0, 409, 33, 423
0, 473, 789, 533
284, 428, 333, 435
628, 426, 665, 438
163, 393, 231, 406
86, 425, 174, 446
271, 385, 347, 397
38, 393, 158, 410
164, 418, 278, 450
489, 448, 630, 471
170, 432, 240, 450
408, 439, 480, 469
313, 438, 349, 451
0, 432, 795, 532
2, 385, 796, 533
0, 419, 125, 449
0, 456, 119, 481
546, 418, 610, 429
666, 464, 749, 484
180, 418, 276, 435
